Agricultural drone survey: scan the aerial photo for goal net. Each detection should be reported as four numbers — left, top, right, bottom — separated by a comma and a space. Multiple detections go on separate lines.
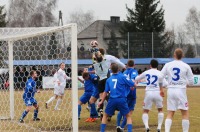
0, 24, 78, 132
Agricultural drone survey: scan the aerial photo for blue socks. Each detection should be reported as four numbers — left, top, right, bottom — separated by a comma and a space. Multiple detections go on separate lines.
90, 103, 98, 118
33, 109, 38, 119
117, 112, 122, 126
20, 110, 29, 120
121, 117, 127, 128
78, 105, 81, 118
127, 124, 133, 132
100, 124, 106, 132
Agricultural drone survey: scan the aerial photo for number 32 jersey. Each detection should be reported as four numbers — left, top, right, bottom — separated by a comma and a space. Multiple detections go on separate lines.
135, 69, 164, 91
161, 60, 194, 89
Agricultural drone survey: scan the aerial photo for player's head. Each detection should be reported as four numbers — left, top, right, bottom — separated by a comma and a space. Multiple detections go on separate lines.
111, 63, 119, 74
127, 60, 135, 68
174, 48, 183, 60
150, 59, 158, 69
30, 70, 37, 79
99, 48, 105, 55
94, 52, 103, 63
82, 72, 90, 80
59, 62, 65, 70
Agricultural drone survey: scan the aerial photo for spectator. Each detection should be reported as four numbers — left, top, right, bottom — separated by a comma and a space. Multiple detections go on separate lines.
191, 67, 195, 74
138, 69, 142, 74
195, 68, 200, 74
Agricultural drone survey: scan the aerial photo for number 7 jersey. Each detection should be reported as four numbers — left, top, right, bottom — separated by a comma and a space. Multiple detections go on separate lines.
161, 60, 194, 89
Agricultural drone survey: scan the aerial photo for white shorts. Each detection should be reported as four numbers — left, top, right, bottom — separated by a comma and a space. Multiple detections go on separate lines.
54, 85, 65, 96
143, 91, 163, 110
167, 88, 188, 111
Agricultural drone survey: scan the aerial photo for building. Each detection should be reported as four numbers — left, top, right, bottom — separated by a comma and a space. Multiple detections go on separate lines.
77, 16, 125, 58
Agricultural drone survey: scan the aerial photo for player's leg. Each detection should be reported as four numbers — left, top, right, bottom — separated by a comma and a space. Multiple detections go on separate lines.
89, 96, 98, 118
165, 111, 175, 132
97, 78, 107, 120
179, 89, 189, 132
181, 110, 189, 132
116, 111, 123, 127
157, 108, 164, 132
33, 103, 40, 121
165, 89, 178, 132
120, 99, 136, 129
142, 92, 152, 131
46, 95, 58, 109
100, 113, 108, 132
79, 92, 92, 120
78, 100, 83, 120
19, 106, 32, 123
156, 92, 164, 132
126, 112, 133, 132
101, 98, 116, 132
54, 95, 63, 110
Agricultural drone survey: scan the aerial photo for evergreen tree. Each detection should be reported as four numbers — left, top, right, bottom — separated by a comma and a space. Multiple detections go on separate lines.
185, 44, 195, 58
0, 6, 7, 67
0, 6, 7, 27
107, 31, 119, 57
121, 0, 173, 58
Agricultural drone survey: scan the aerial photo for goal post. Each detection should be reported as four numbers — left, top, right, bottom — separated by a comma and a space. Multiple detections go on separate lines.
0, 24, 78, 131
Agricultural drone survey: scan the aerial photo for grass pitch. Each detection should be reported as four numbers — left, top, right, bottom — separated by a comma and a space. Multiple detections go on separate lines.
0, 87, 200, 132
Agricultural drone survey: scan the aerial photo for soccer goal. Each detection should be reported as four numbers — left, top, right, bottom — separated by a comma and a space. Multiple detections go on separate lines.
0, 24, 78, 131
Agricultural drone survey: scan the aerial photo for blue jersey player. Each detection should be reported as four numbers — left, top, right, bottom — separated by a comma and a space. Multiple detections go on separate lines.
78, 72, 99, 122
117, 60, 138, 131
19, 70, 40, 123
98, 63, 136, 132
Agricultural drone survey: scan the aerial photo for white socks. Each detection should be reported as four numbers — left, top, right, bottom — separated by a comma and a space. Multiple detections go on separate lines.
157, 113, 164, 130
182, 119, 189, 132
165, 119, 172, 132
142, 113, 149, 129
55, 98, 62, 110
46, 96, 55, 104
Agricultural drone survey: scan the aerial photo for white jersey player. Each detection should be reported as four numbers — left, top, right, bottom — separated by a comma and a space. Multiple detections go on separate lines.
98, 48, 126, 70
46, 62, 71, 110
92, 52, 111, 120
135, 59, 166, 132
161, 48, 193, 132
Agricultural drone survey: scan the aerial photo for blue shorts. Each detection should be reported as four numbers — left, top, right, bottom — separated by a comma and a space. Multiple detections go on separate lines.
23, 98, 37, 106
105, 98, 129, 116
127, 98, 136, 111
92, 87, 99, 99
80, 92, 93, 104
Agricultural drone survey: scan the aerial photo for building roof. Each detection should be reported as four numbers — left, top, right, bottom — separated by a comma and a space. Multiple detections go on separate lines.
78, 20, 124, 39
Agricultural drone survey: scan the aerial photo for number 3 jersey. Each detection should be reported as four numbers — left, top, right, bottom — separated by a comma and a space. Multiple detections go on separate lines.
135, 69, 164, 91
161, 60, 194, 89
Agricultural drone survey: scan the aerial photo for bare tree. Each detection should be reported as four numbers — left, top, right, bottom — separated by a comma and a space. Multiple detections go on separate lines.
8, 0, 57, 27
185, 7, 200, 57
66, 8, 96, 33
175, 25, 188, 48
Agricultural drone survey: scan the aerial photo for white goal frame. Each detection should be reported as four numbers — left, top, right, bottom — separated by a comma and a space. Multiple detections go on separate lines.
0, 24, 78, 132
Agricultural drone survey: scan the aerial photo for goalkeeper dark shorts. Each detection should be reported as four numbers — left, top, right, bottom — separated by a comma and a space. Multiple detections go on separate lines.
98, 78, 107, 93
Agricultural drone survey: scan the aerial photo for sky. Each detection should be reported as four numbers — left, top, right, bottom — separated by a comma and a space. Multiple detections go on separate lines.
0, 0, 200, 28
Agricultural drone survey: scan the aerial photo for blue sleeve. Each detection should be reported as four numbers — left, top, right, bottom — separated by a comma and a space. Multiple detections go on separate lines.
122, 76, 135, 87
104, 80, 110, 92
130, 70, 138, 80
90, 74, 99, 83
